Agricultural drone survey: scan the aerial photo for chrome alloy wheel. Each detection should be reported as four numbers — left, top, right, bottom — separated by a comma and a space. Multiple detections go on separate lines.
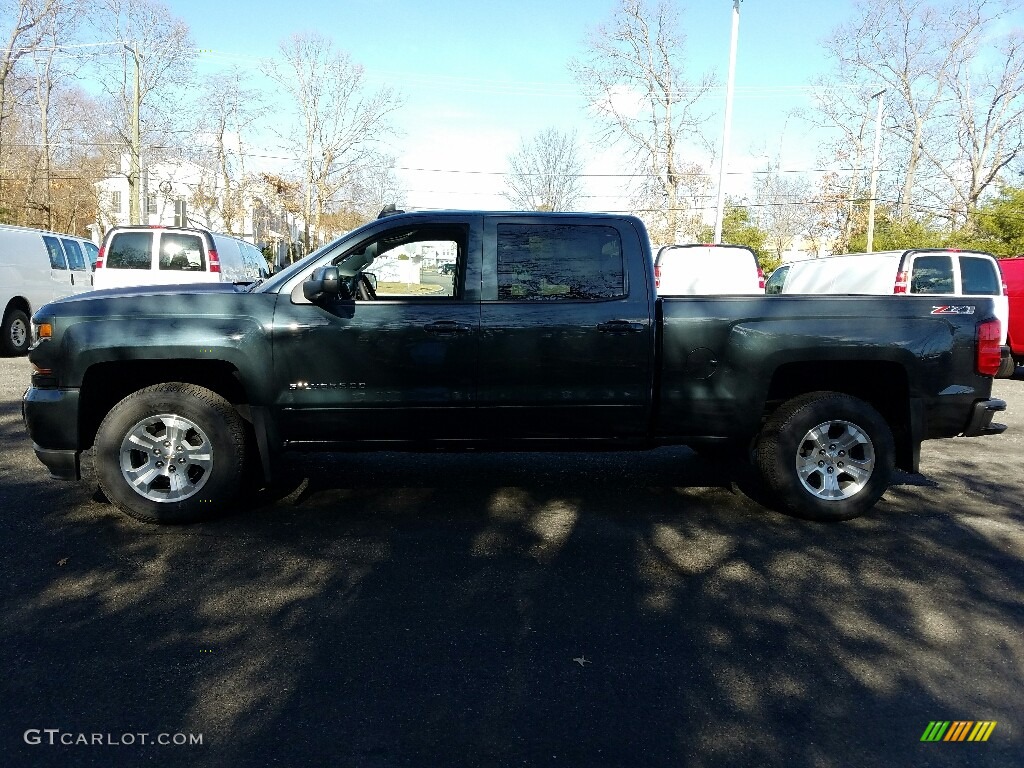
119, 413, 214, 503
9, 316, 27, 348
795, 419, 875, 501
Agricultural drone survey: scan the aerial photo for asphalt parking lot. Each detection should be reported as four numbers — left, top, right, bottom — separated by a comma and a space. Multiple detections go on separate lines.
1, 354, 1022, 768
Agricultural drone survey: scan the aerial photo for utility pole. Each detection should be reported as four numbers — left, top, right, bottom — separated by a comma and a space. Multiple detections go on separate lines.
125, 42, 142, 225
713, 0, 741, 244
866, 89, 885, 253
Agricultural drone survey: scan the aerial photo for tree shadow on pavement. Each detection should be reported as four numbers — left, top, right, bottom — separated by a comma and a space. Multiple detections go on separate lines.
2, 437, 1022, 768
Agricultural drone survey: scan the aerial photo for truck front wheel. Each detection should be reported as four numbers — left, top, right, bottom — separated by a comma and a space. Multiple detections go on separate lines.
754, 392, 894, 521
93, 383, 248, 524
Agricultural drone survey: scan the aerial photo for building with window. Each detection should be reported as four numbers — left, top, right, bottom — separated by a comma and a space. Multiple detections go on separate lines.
95, 157, 293, 251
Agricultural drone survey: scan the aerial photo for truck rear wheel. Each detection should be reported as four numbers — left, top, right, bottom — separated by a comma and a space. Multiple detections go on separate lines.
94, 383, 247, 524
754, 392, 894, 521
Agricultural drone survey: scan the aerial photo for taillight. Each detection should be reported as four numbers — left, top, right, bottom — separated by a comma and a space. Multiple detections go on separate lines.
757, 266, 765, 290
654, 264, 661, 289
209, 248, 221, 273
976, 319, 1002, 376
96, 246, 105, 269
894, 270, 908, 294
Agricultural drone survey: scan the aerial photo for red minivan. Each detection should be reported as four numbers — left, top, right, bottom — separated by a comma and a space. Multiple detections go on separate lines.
999, 256, 1024, 371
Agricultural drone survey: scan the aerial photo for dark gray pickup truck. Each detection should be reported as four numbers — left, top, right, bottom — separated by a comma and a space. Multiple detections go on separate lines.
23, 210, 1007, 524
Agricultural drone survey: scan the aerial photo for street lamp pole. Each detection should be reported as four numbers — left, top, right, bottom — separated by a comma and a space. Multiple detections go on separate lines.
866, 89, 885, 253
713, 0, 741, 244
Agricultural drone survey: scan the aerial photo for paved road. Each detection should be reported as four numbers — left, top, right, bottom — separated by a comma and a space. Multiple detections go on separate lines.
1, 355, 1022, 767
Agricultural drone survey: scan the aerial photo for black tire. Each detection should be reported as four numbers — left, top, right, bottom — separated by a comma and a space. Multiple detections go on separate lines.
1, 308, 30, 356
996, 351, 1017, 378
93, 383, 247, 524
754, 391, 894, 521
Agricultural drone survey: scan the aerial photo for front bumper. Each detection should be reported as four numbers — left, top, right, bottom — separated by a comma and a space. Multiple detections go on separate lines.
22, 386, 82, 480
962, 398, 1007, 437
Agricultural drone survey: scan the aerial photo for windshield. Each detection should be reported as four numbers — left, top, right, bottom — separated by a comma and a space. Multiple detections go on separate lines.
252, 219, 381, 293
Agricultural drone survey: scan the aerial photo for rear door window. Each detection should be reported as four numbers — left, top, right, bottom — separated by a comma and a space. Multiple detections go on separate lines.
959, 256, 1000, 295
41, 235, 68, 270
764, 265, 789, 295
60, 238, 87, 271
159, 232, 206, 271
496, 223, 624, 300
107, 232, 154, 269
83, 241, 99, 269
909, 255, 954, 294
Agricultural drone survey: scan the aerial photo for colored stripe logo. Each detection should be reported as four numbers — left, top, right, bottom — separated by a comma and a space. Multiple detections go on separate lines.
921, 721, 997, 742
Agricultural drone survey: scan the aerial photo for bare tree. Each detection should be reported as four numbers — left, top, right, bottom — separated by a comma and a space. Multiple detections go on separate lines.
264, 33, 402, 249
922, 27, 1024, 221
753, 163, 816, 261
0, 0, 109, 231
503, 128, 584, 211
0, 0, 63, 200
23, 1, 88, 229
340, 154, 404, 219
805, 171, 865, 255
88, 0, 195, 223
807, 82, 879, 244
570, 0, 716, 243
822, 0, 1023, 225
190, 66, 265, 235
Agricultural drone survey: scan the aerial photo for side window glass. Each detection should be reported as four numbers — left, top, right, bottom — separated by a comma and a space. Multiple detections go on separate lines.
159, 233, 206, 270
83, 242, 99, 269
960, 256, 999, 295
496, 224, 624, 301
335, 226, 465, 301
42, 235, 68, 270
764, 265, 788, 295
107, 232, 153, 269
61, 238, 87, 270
246, 244, 268, 277
910, 255, 954, 294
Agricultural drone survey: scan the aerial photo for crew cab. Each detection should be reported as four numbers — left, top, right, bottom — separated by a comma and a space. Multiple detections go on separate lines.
23, 210, 1007, 525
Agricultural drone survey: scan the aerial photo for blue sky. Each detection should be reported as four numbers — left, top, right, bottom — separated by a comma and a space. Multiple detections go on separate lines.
170, 0, 860, 211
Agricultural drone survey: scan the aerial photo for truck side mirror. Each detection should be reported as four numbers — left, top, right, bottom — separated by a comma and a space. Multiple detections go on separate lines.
303, 266, 349, 302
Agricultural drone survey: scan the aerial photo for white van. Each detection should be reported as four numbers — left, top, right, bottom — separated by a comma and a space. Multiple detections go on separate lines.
94, 226, 268, 290
780, 249, 1012, 375
0, 224, 97, 355
654, 243, 765, 295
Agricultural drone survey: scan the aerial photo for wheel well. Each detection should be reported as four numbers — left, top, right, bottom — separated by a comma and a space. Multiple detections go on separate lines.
765, 361, 914, 470
79, 360, 248, 449
3, 296, 30, 319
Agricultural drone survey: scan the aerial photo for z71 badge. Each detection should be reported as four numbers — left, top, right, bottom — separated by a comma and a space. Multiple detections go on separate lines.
931, 305, 976, 315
